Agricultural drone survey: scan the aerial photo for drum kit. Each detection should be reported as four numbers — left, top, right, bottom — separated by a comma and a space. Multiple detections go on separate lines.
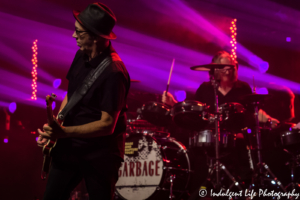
114, 63, 300, 200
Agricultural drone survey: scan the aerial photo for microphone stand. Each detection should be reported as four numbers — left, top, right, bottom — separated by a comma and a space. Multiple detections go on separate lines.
209, 68, 221, 189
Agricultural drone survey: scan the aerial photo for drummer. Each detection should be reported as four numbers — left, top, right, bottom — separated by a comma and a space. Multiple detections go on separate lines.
162, 50, 279, 198
162, 50, 279, 127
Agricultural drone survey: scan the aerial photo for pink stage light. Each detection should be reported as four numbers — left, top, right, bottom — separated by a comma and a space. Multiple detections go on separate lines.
31, 39, 38, 100
230, 19, 237, 61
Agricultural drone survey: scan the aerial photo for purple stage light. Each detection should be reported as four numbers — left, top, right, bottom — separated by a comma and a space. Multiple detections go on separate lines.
256, 87, 268, 95
143, 0, 266, 72
175, 90, 186, 102
259, 62, 269, 73
0, 101, 9, 108
286, 37, 291, 42
238, 65, 300, 94
53, 79, 62, 89
8, 102, 17, 114
4, 138, 8, 143
1, 6, 300, 109
247, 129, 252, 134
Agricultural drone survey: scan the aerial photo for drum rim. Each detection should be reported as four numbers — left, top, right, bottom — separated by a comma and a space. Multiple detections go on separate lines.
128, 129, 171, 138
281, 130, 300, 137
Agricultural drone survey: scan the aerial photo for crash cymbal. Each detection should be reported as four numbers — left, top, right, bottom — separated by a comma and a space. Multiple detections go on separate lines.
130, 79, 141, 82
239, 93, 272, 103
191, 63, 235, 71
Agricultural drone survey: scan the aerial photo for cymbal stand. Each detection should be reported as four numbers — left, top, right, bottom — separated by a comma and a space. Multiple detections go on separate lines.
250, 101, 286, 192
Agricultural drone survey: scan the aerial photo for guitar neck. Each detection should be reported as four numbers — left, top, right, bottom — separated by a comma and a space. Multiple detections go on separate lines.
46, 94, 57, 124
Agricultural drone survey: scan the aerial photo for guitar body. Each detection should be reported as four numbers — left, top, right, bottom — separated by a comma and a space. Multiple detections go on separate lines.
41, 93, 62, 180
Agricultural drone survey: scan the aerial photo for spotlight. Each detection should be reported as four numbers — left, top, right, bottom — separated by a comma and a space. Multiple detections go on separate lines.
286, 37, 291, 42
259, 61, 269, 73
8, 102, 17, 114
174, 90, 186, 102
256, 87, 268, 95
53, 79, 62, 89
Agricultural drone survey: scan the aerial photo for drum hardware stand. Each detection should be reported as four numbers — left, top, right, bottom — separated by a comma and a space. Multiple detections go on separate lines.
205, 157, 243, 191
283, 149, 300, 193
168, 174, 176, 199
249, 101, 286, 193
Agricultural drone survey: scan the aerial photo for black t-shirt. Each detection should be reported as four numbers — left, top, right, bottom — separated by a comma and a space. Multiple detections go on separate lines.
55, 43, 130, 160
195, 79, 252, 109
194, 80, 253, 131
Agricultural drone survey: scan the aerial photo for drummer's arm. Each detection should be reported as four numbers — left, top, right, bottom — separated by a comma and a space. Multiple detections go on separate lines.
162, 91, 178, 107
258, 109, 279, 128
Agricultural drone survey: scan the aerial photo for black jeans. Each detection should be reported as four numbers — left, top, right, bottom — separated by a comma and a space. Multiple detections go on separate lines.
43, 152, 122, 200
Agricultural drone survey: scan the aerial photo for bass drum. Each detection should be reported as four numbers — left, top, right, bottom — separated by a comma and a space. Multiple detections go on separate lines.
115, 134, 190, 200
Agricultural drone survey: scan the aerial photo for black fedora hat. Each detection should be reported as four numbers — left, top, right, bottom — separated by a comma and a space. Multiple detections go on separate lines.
73, 2, 117, 40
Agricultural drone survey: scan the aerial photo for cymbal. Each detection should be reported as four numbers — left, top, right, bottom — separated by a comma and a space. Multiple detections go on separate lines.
239, 93, 272, 103
191, 63, 235, 71
130, 79, 141, 82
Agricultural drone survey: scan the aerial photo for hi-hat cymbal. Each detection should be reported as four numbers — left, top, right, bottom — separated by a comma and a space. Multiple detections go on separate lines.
239, 93, 272, 103
191, 64, 235, 71
130, 79, 141, 82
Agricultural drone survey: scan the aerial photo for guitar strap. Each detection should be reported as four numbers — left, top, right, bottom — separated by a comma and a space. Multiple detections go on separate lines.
57, 55, 112, 121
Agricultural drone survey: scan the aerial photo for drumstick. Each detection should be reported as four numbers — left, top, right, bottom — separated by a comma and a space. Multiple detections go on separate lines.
253, 76, 256, 94
165, 58, 175, 95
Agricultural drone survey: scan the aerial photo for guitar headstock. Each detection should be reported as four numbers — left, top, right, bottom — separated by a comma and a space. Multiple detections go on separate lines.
46, 93, 57, 124
46, 93, 57, 106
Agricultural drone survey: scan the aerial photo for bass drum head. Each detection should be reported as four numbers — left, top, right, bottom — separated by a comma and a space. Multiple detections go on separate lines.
116, 134, 164, 200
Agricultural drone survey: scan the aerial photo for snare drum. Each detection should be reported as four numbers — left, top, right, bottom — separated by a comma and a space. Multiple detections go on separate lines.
115, 134, 190, 200
141, 101, 172, 127
190, 129, 236, 149
171, 100, 209, 131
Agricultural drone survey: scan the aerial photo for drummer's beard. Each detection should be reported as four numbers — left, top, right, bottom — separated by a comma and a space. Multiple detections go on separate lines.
218, 70, 238, 83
